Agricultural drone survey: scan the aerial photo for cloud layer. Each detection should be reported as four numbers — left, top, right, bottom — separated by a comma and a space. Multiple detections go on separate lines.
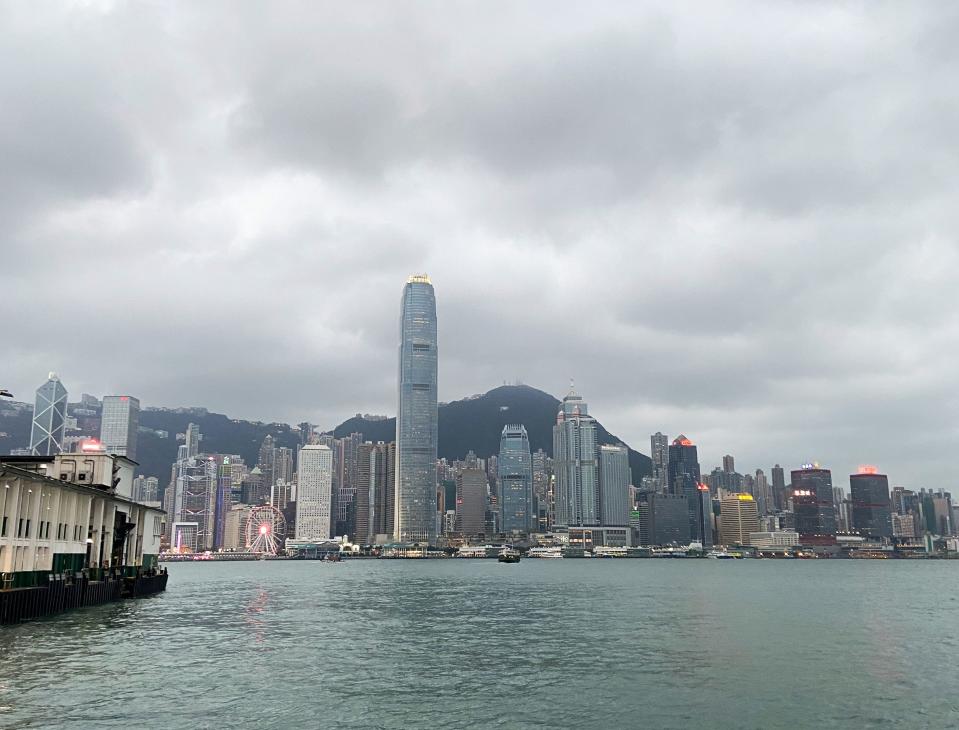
3, 1, 958, 487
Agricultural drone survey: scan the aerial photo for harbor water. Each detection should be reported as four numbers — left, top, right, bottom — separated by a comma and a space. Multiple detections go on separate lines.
1, 559, 957, 729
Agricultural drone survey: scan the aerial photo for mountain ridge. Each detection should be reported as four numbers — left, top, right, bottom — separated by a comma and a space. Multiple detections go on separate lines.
0, 384, 652, 485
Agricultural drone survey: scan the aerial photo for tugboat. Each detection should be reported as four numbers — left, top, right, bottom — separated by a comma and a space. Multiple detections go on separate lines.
498, 547, 521, 564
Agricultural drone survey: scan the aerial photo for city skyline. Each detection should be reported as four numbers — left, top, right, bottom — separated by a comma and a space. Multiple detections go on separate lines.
3, 3, 957, 488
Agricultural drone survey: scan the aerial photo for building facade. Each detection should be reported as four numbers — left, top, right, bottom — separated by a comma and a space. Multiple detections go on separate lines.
650, 432, 669, 491
791, 465, 838, 541
455, 468, 487, 539
296, 445, 334, 542
668, 436, 711, 546
849, 468, 892, 539
598, 444, 630, 527
99, 395, 140, 460
719, 494, 760, 546
395, 275, 438, 544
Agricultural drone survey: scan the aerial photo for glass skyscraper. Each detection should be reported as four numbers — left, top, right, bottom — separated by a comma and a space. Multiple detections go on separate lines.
498, 424, 533, 533
849, 468, 893, 539
395, 275, 438, 544
30, 372, 68, 456
791, 465, 838, 540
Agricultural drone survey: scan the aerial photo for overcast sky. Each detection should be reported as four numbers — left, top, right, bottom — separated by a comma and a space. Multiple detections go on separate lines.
3, 2, 958, 487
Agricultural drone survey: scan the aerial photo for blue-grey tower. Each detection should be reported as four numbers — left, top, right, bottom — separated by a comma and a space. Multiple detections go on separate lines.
30, 372, 68, 456
395, 274, 438, 544
498, 424, 533, 533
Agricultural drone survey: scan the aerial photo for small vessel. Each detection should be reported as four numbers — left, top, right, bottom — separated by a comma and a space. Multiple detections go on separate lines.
498, 548, 521, 563
706, 550, 736, 559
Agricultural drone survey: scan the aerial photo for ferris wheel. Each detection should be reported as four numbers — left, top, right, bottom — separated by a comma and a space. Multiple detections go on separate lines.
246, 505, 287, 555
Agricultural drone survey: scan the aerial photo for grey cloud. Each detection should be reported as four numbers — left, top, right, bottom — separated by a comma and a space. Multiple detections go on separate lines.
2, 1, 958, 488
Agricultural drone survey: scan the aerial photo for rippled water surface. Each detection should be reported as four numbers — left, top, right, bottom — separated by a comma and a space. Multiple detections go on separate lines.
2, 559, 958, 729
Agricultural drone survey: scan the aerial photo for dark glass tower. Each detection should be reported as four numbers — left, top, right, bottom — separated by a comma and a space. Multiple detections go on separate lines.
667, 435, 711, 547
850, 468, 892, 538
791, 465, 837, 541
395, 275, 438, 544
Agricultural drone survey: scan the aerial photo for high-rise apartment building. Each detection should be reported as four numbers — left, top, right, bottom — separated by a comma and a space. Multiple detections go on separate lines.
722, 455, 735, 474
29, 373, 68, 456
849, 467, 892, 539
296, 445, 334, 542
99, 395, 140, 460
719, 494, 760, 546
791, 465, 837, 541
553, 387, 599, 527
598, 444, 630, 527
395, 275, 438, 544
353, 441, 396, 544
650, 432, 669, 491
455, 467, 487, 539
498, 424, 533, 533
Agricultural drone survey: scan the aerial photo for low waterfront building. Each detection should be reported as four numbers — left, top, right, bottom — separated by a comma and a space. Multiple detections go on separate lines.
567, 525, 631, 549
0, 451, 167, 623
748, 531, 800, 548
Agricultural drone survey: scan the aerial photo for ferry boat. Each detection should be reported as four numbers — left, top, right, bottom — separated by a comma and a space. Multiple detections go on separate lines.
498, 548, 521, 563
527, 547, 563, 559
706, 550, 739, 559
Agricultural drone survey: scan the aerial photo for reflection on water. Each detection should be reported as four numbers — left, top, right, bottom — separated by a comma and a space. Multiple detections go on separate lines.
1, 560, 958, 729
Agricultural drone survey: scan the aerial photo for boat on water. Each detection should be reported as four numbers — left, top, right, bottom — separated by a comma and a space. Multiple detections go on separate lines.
707, 550, 737, 559
498, 548, 521, 563
526, 547, 563, 559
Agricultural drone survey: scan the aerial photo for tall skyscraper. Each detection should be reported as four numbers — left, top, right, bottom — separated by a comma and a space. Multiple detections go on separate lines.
29, 372, 68, 456
100, 395, 140, 460
650, 432, 669, 491
598, 444, 630, 527
395, 274, 438, 544
553, 387, 598, 527
849, 467, 892, 539
722, 454, 735, 473
498, 424, 533, 533
791, 465, 837, 541
668, 435, 711, 546
296, 444, 334, 542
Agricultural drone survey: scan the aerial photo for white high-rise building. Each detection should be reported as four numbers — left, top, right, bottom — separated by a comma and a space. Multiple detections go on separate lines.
100, 395, 140, 460
296, 444, 334, 542
30, 372, 68, 456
